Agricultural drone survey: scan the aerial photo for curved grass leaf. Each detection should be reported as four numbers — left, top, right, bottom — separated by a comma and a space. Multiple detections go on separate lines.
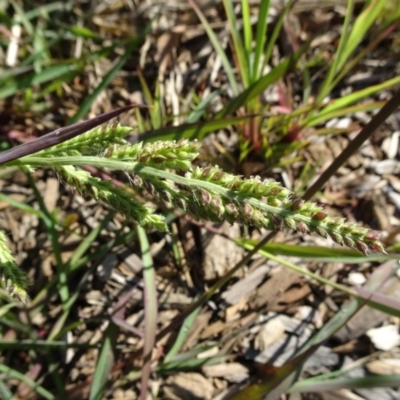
0, 62, 83, 99
216, 43, 309, 118
236, 239, 396, 263
289, 375, 400, 394
163, 299, 202, 364
252, 0, 271, 82
241, 242, 400, 317
89, 323, 118, 400
228, 344, 320, 400
0, 364, 54, 400
68, 35, 148, 123
269, 260, 399, 397
306, 75, 400, 127
188, 0, 239, 95
223, 0, 250, 88
336, 0, 386, 72
137, 226, 157, 400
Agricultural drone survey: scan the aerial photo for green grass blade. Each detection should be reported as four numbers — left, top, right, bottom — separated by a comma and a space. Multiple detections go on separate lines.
236, 239, 395, 263
240, 242, 400, 317
0, 62, 82, 99
223, 0, 250, 87
0, 340, 98, 350
229, 344, 320, 400
13, 1, 72, 20
27, 174, 68, 306
316, 0, 355, 103
0, 66, 34, 81
45, 353, 68, 399
68, 25, 103, 40
252, 0, 271, 81
160, 355, 229, 372
135, 106, 147, 132
262, 0, 295, 73
137, 69, 164, 129
0, 38, 133, 101
32, 20, 50, 72
305, 101, 386, 128
306, 75, 400, 126
284, 261, 398, 390
153, 79, 163, 129
0, 379, 13, 400
188, 0, 239, 94
163, 300, 201, 364
30, 223, 135, 311
0, 303, 17, 319
0, 311, 34, 335
69, 213, 115, 267
317, 0, 386, 104
10, 0, 35, 37
355, 286, 400, 315
217, 43, 308, 118
0, 364, 54, 400
0, 193, 42, 218
20, 35, 64, 69
185, 89, 223, 123
47, 213, 115, 340
331, 19, 400, 90
137, 225, 157, 400
160, 344, 229, 372
138, 115, 251, 142
290, 375, 400, 394
67, 40, 139, 123
241, 0, 252, 77
89, 322, 118, 400
336, 0, 386, 73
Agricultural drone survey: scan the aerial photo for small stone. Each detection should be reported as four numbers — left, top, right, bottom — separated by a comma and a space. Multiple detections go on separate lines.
348, 272, 366, 286
367, 325, 400, 351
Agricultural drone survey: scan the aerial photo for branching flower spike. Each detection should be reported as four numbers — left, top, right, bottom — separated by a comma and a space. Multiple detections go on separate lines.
135, 164, 385, 255
1, 128, 386, 302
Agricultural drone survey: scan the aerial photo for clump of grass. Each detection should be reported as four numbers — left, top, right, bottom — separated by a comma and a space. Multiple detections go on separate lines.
187, 0, 400, 164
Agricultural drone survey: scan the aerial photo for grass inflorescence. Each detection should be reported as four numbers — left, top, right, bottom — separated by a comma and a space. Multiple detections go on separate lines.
1, 126, 387, 303
12, 131, 386, 260
137, 163, 385, 255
